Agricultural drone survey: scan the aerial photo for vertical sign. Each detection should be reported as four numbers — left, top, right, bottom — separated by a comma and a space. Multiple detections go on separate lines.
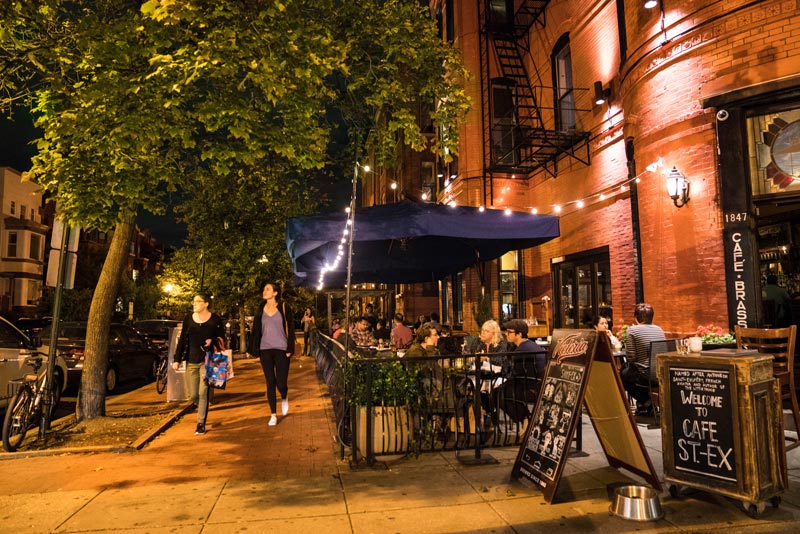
668, 366, 736, 483
722, 225, 758, 328
513, 330, 596, 502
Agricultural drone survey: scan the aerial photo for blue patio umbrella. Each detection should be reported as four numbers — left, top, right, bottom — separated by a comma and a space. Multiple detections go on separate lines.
286, 201, 559, 286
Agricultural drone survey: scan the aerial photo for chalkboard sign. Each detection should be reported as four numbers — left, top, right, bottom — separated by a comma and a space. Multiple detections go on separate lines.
668, 366, 736, 482
513, 330, 596, 501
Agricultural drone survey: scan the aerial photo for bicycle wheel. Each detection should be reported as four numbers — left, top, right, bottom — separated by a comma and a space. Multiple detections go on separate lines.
2, 384, 35, 452
155, 358, 168, 394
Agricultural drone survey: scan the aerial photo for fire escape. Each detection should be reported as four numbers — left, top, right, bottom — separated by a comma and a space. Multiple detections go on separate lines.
479, 0, 590, 182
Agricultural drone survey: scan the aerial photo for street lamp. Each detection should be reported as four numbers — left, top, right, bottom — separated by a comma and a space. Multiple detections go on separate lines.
163, 283, 174, 318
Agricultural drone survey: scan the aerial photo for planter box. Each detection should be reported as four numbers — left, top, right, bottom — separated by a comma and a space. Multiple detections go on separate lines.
356, 405, 411, 456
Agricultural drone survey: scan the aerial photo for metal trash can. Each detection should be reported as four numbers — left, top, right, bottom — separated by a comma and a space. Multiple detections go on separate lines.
657, 350, 787, 517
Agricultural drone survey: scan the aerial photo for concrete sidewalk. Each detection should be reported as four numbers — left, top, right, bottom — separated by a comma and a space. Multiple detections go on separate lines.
1, 354, 800, 533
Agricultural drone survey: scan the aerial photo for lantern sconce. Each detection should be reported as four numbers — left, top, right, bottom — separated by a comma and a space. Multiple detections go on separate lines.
666, 166, 690, 208
644, 0, 658, 8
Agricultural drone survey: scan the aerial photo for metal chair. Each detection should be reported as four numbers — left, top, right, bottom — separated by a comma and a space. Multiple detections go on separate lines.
647, 339, 677, 423
735, 325, 799, 451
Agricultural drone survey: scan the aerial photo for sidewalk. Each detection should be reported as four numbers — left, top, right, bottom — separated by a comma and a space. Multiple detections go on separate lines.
1, 354, 800, 533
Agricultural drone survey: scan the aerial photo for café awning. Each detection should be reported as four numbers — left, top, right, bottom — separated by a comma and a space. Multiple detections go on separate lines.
286, 201, 559, 286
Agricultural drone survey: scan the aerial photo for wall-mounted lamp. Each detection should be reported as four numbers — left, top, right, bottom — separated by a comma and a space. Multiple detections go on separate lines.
666, 166, 690, 207
644, 0, 658, 8
593, 81, 610, 106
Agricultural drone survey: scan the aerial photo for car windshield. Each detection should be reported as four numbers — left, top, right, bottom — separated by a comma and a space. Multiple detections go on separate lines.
135, 322, 176, 337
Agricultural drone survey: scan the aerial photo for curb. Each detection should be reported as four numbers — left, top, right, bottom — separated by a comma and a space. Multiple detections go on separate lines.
0, 402, 192, 460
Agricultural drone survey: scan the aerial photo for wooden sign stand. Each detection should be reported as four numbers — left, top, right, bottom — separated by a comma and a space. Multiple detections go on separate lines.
512, 329, 661, 503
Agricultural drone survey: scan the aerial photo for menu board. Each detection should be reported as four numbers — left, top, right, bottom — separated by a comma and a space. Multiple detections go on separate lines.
668, 366, 736, 483
513, 330, 596, 501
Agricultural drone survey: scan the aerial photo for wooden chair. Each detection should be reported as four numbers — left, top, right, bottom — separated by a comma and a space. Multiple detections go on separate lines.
735, 325, 799, 451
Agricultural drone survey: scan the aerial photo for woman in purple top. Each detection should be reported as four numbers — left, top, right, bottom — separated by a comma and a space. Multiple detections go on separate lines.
247, 282, 296, 426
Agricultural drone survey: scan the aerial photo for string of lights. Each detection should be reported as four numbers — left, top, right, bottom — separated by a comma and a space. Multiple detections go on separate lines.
317, 164, 369, 290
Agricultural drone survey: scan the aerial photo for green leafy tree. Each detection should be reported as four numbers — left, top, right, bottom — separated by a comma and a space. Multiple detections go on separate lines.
0, 0, 467, 421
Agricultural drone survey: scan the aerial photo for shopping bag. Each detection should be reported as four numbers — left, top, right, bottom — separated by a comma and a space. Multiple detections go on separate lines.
204, 338, 229, 389
226, 349, 234, 379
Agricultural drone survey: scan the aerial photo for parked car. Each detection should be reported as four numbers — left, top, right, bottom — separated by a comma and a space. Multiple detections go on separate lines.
13, 317, 52, 340
133, 319, 181, 353
0, 316, 68, 410
40, 322, 161, 393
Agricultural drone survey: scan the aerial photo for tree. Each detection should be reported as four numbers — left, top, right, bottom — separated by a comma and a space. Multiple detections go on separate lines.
0, 0, 468, 420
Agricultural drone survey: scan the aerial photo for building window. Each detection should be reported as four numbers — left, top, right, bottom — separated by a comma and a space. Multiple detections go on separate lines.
552, 34, 575, 132
552, 247, 612, 329
9, 201, 15, 215
487, 0, 514, 34
26, 280, 40, 306
491, 78, 518, 166
30, 234, 42, 261
445, 0, 455, 42
499, 250, 520, 324
7, 232, 17, 257
20, 205, 26, 220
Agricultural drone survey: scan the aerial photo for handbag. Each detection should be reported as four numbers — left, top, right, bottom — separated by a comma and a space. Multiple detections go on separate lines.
205, 337, 229, 389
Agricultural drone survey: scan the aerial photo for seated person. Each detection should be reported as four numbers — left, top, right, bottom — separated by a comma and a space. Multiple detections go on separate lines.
467, 319, 511, 374
390, 313, 413, 349
504, 319, 546, 379
373, 320, 391, 343
621, 303, 665, 416
405, 324, 440, 357
592, 315, 620, 350
350, 316, 377, 347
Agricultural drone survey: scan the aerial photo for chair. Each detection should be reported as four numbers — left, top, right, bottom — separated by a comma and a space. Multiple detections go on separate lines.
647, 339, 677, 423
735, 325, 799, 451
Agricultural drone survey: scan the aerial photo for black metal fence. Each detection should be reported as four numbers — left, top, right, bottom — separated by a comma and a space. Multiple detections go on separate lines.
311, 329, 544, 465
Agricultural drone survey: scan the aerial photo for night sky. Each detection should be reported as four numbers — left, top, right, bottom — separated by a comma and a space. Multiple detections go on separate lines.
0, 107, 187, 247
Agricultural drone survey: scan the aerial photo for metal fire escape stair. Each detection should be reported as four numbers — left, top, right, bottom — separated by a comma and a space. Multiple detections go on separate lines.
480, 0, 590, 178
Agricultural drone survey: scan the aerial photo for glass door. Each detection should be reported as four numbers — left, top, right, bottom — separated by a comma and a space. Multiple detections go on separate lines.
552, 248, 612, 329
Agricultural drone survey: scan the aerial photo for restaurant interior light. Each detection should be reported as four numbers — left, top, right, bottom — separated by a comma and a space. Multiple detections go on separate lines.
594, 81, 610, 105
666, 166, 690, 208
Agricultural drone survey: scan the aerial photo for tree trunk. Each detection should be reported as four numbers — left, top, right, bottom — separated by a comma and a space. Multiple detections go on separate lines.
76, 218, 134, 421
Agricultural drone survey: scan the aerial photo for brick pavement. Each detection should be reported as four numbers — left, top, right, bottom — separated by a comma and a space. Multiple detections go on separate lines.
0, 354, 342, 494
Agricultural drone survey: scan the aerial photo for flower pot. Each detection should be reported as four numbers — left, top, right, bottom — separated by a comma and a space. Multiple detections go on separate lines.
356, 405, 411, 456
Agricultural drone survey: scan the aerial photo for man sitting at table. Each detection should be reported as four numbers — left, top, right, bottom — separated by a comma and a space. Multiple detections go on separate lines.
504, 319, 547, 379
391, 313, 413, 349
351, 316, 377, 347
621, 303, 665, 416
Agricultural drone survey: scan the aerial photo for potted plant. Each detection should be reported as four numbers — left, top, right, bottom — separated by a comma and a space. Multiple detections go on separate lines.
345, 357, 420, 456
696, 324, 736, 349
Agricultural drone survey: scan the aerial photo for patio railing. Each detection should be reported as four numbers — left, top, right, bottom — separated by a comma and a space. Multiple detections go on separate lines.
310, 329, 546, 465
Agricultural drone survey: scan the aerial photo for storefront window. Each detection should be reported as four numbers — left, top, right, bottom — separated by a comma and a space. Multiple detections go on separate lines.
552, 248, 611, 329
499, 250, 520, 323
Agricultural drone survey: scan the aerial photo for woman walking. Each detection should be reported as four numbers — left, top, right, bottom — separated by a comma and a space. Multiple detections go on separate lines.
300, 307, 315, 356
248, 282, 296, 426
173, 292, 226, 435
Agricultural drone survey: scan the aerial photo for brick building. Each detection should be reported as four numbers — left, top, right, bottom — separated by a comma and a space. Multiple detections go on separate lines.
368, 0, 800, 336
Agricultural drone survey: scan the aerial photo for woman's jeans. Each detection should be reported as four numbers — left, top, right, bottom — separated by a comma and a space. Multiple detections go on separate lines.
186, 362, 210, 424
303, 330, 311, 355
258, 349, 290, 414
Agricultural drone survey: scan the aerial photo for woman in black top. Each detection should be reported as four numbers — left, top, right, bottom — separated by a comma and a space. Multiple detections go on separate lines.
174, 292, 226, 435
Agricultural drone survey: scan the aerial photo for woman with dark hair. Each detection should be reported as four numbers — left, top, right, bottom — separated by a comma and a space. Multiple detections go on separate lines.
247, 282, 296, 426
300, 307, 315, 356
173, 292, 226, 435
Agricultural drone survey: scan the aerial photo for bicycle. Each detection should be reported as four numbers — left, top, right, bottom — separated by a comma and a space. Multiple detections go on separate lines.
155, 353, 168, 394
2, 353, 60, 452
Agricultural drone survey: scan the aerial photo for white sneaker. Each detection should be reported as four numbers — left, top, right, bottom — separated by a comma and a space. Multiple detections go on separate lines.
281, 397, 289, 416
268, 414, 278, 426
